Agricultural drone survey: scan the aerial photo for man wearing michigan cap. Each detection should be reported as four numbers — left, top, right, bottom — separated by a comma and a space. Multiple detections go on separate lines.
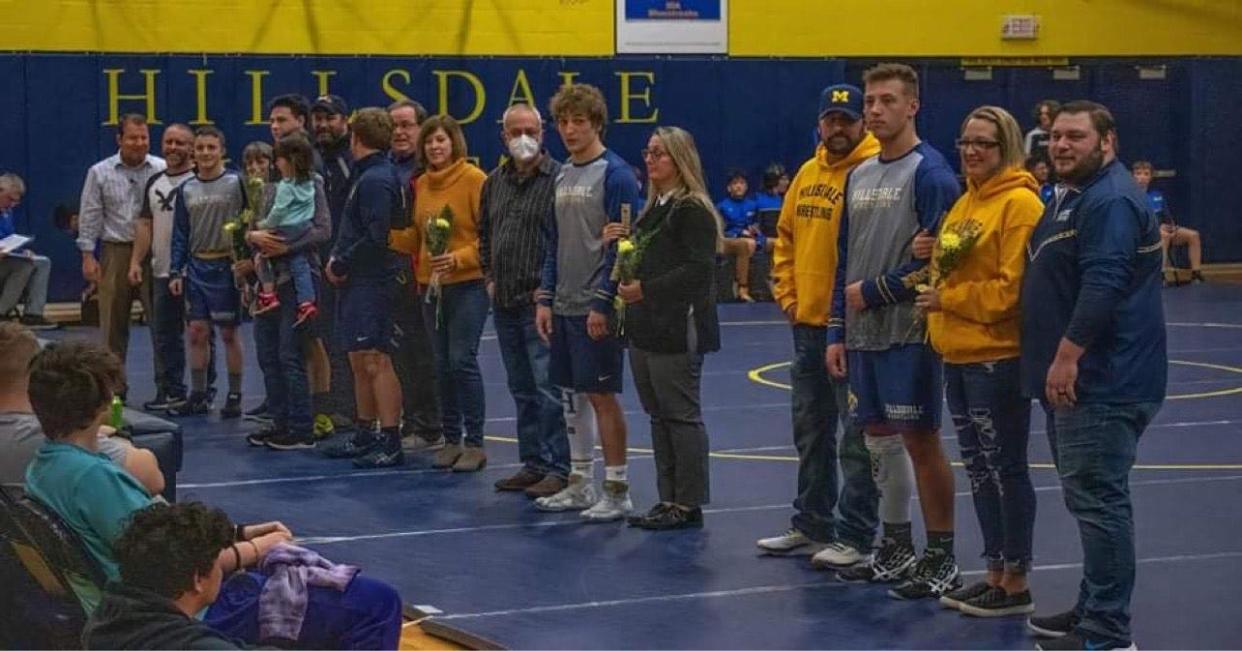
757, 83, 882, 569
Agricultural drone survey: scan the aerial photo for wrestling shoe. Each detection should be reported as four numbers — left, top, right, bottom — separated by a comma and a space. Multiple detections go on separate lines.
888, 552, 961, 600
580, 480, 632, 523
220, 392, 243, 419
534, 474, 598, 512
837, 539, 917, 583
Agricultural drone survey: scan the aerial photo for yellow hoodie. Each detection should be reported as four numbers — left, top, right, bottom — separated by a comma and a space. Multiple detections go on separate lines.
927, 167, 1043, 364
772, 133, 881, 326
389, 157, 487, 286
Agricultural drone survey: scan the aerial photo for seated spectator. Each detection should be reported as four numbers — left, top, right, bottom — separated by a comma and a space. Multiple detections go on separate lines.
1023, 99, 1058, 159
1025, 155, 1054, 205
0, 173, 58, 330
83, 502, 250, 649
0, 322, 163, 494
716, 169, 764, 302
22, 339, 402, 648
1132, 160, 1204, 284
753, 163, 787, 238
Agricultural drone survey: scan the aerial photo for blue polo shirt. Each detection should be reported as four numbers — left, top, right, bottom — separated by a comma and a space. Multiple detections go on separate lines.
1020, 159, 1167, 403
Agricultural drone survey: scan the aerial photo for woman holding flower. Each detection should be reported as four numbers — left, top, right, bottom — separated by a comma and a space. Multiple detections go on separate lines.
914, 106, 1044, 616
616, 126, 721, 530
390, 115, 489, 472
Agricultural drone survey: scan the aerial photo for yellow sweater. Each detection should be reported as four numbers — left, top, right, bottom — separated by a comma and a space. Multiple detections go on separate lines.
771, 133, 881, 326
927, 167, 1044, 364
390, 158, 487, 286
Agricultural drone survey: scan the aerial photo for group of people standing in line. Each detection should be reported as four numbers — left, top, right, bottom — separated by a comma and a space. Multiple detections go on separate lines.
47, 58, 1167, 651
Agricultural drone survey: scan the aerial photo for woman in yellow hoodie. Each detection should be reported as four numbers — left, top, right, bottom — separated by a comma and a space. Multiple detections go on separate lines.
915, 106, 1043, 617
390, 115, 489, 472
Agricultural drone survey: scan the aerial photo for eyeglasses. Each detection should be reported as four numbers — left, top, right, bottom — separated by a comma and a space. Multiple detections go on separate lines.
955, 139, 1002, 151
641, 149, 669, 161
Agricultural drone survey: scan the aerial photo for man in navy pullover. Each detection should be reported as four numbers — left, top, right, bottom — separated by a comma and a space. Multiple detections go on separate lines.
1021, 101, 1166, 651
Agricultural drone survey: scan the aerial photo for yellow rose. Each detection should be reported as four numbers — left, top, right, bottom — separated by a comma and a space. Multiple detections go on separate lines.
939, 231, 962, 250
434, 218, 451, 231
915, 283, 930, 293
618, 239, 636, 255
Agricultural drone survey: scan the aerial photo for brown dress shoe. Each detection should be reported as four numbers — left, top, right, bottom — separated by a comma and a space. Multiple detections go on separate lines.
524, 474, 567, 499
495, 468, 544, 491
431, 443, 463, 469
451, 446, 487, 472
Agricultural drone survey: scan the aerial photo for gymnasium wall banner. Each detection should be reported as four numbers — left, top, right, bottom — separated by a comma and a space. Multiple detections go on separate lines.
616, 0, 727, 54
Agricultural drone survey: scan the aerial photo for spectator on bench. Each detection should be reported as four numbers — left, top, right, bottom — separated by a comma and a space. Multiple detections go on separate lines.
716, 169, 764, 302
0, 322, 163, 495
1026, 156, 1054, 205
23, 339, 404, 647
0, 173, 59, 330
1131, 160, 1204, 284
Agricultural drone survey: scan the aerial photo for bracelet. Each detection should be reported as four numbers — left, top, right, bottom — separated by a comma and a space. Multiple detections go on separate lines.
230, 544, 241, 573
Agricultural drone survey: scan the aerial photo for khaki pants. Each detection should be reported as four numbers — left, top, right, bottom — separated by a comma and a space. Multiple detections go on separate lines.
721, 237, 757, 289
98, 242, 154, 366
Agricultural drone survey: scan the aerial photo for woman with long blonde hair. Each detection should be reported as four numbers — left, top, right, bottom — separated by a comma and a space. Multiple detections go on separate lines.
616, 126, 721, 530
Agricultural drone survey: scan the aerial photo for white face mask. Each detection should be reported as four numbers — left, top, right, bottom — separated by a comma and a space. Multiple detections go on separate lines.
507, 134, 540, 162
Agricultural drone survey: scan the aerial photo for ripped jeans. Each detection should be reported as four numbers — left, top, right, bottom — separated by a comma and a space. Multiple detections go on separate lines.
945, 358, 1035, 572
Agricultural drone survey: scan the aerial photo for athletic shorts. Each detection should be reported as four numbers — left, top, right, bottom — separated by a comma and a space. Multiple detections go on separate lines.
186, 257, 241, 325
847, 343, 942, 430
337, 279, 398, 354
549, 314, 624, 394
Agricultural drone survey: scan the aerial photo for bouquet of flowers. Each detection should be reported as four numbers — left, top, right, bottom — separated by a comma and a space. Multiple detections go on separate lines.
222, 175, 266, 261
910, 218, 983, 336
424, 204, 454, 328
609, 225, 658, 336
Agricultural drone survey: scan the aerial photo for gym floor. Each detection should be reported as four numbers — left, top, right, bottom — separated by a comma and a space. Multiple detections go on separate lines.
49, 283, 1242, 649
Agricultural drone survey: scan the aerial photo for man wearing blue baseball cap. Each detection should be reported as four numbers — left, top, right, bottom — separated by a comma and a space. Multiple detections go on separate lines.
757, 82, 882, 569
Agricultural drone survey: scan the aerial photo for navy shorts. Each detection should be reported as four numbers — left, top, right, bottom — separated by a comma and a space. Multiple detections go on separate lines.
337, 279, 397, 353
847, 343, 942, 430
549, 314, 624, 394
186, 257, 241, 325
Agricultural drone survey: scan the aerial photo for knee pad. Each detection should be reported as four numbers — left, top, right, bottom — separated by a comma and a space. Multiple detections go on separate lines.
563, 390, 596, 462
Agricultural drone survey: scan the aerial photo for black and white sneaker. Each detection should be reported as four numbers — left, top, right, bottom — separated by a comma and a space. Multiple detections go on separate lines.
1028, 610, 1080, 638
243, 400, 272, 423
142, 392, 179, 412
837, 540, 917, 583
221, 392, 243, 419
167, 392, 210, 417
887, 552, 961, 600
958, 587, 1034, 617
246, 424, 284, 447
1035, 632, 1136, 651
353, 446, 404, 468
939, 580, 994, 610
265, 432, 317, 451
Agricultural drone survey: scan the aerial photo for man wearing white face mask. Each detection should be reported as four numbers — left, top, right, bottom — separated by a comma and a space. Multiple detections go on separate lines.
479, 103, 572, 498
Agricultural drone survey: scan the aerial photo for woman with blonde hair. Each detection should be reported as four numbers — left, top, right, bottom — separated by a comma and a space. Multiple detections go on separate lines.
913, 105, 1043, 616
616, 126, 721, 530
390, 115, 489, 472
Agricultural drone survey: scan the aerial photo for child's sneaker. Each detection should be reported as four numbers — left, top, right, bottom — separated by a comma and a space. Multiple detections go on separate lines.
295, 301, 318, 327
254, 291, 281, 315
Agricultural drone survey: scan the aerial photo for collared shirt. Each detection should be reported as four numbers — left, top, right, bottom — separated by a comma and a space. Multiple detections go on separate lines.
479, 154, 561, 309
77, 153, 166, 250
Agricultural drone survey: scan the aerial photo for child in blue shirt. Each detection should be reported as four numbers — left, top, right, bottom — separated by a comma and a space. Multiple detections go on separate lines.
254, 134, 319, 323
1026, 155, 1054, 205
716, 169, 763, 301
1132, 160, 1204, 283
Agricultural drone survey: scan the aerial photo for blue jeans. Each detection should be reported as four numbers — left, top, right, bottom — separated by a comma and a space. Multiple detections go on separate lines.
1045, 400, 1161, 645
494, 303, 569, 477
945, 359, 1035, 571
422, 279, 488, 446
255, 281, 313, 437
790, 325, 878, 547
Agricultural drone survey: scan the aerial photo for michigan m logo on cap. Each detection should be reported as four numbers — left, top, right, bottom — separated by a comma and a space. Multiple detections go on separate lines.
832, 90, 850, 103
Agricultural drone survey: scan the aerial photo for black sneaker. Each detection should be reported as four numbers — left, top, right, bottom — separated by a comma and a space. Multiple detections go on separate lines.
19, 314, 60, 331
246, 424, 284, 447
1191, 270, 1206, 283
632, 505, 703, 530
221, 392, 243, 419
1028, 610, 1080, 639
265, 432, 317, 451
1035, 632, 1135, 651
142, 392, 175, 412
958, 587, 1035, 617
888, 552, 961, 600
320, 435, 380, 459
939, 580, 994, 610
244, 401, 272, 423
627, 503, 673, 526
167, 392, 210, 417
837, 539, 917, 583
353, 446, 404, 468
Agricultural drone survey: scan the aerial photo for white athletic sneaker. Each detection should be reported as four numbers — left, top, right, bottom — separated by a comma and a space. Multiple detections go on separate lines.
580, 480, 632, 523
756, 529, 827, 556
533, 474, 598, 512
810, 541, 867, 568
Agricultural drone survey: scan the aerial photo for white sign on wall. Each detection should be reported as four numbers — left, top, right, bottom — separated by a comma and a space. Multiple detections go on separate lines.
617, 0, 728, 54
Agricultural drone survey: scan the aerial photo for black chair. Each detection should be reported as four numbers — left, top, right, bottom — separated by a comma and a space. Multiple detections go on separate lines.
0, 486, 98, 648
123, 407, 184, 502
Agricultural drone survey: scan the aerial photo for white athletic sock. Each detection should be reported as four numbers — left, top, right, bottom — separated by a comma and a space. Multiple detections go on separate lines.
564, 390, 596, 479
866, 433, 914, 526
605, 464, 628, 483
